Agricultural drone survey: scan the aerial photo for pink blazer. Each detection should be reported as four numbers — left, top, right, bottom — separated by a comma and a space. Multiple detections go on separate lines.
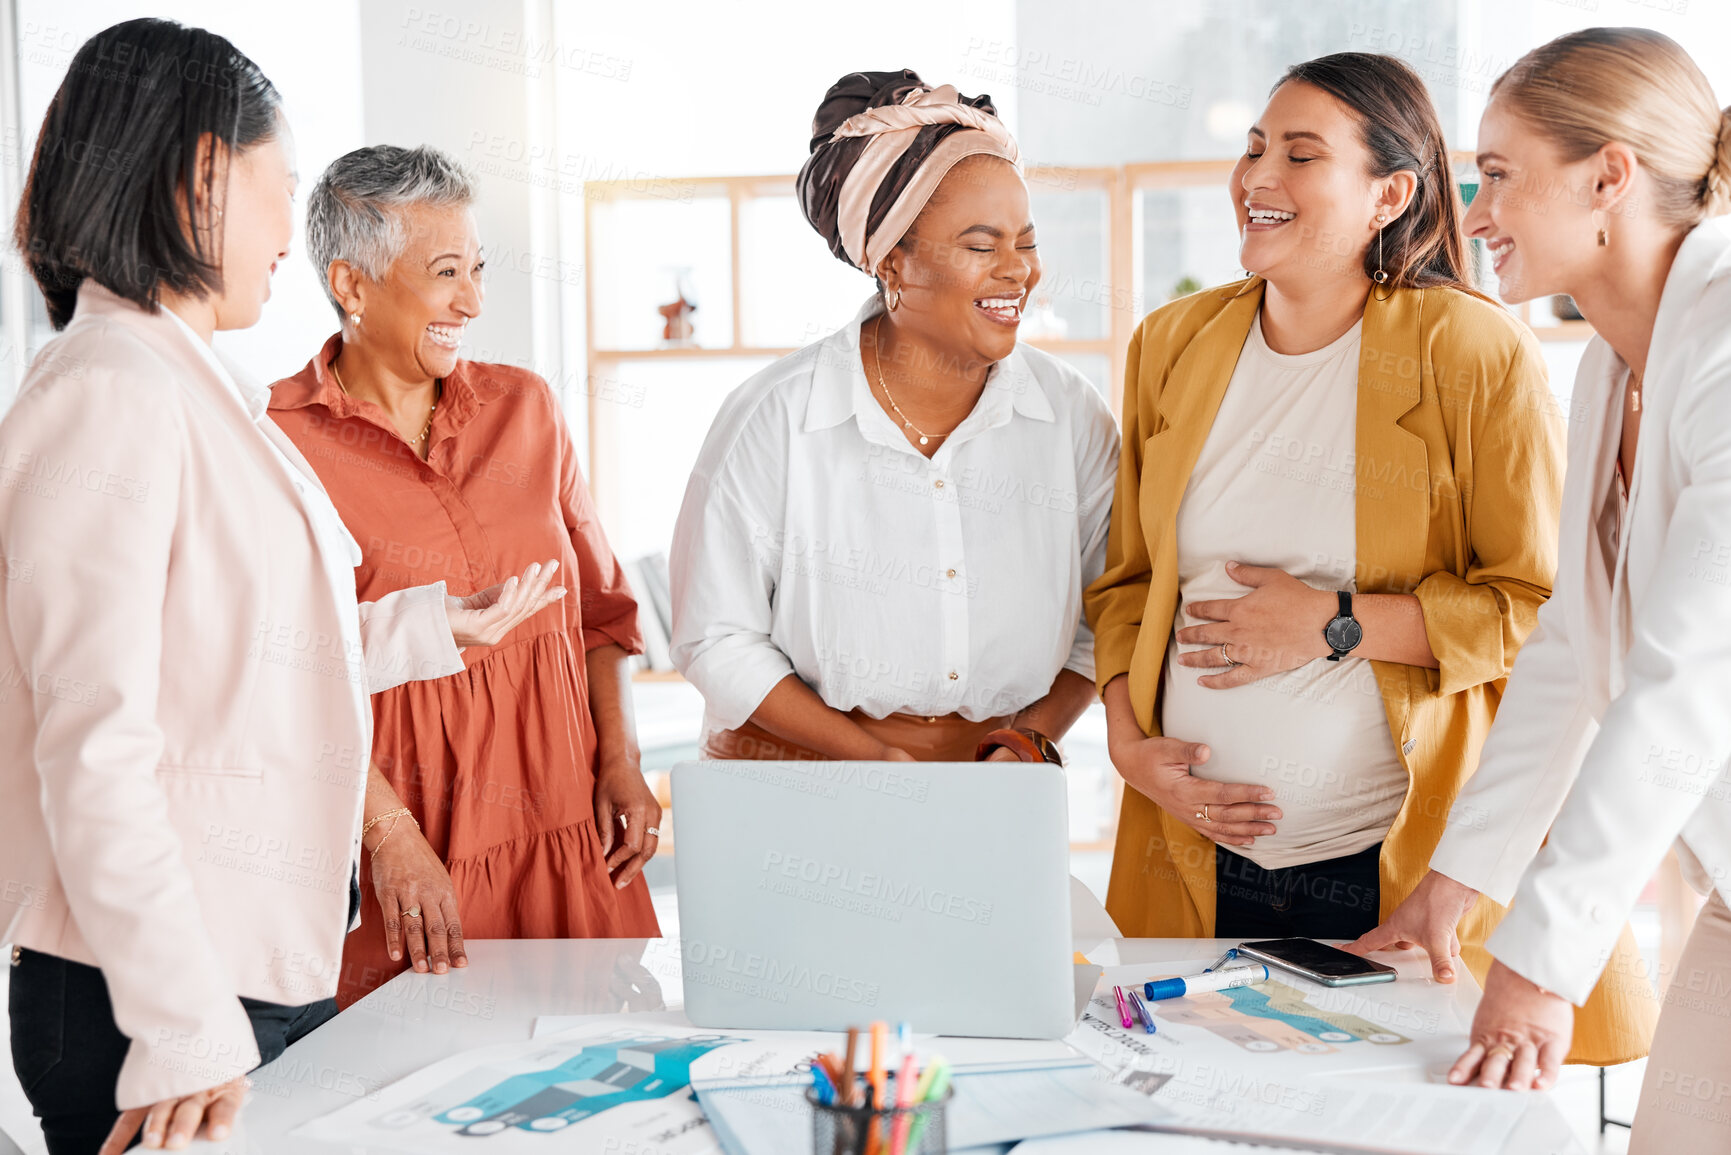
0, 284, 463, 1107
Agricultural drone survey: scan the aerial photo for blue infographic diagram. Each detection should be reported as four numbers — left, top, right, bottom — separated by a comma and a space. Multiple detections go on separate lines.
432, 1033, 743, 1136
1156, 978, 1410, 1054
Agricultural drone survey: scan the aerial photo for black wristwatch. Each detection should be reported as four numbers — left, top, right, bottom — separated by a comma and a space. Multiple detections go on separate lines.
1323, 590, 1363, 661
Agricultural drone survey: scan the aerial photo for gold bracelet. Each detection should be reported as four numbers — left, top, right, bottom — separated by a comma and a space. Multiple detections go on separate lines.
372, 814, 409, 853
361, 806, 413, 839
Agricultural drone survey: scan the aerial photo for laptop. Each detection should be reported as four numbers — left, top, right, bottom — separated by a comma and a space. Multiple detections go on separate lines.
672, 759, 1076, 1039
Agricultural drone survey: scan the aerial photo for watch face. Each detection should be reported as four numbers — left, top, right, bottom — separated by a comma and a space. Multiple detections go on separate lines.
1325, 617, 1364, 653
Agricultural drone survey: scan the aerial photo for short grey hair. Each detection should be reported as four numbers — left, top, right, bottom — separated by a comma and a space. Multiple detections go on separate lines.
306, 144, 476, 316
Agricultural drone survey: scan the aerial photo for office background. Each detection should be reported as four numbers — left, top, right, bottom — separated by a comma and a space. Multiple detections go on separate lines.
0, 3, 1723, 1151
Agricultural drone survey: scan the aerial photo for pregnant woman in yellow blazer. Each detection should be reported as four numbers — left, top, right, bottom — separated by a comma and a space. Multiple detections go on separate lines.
1084, 52, 1652, 1065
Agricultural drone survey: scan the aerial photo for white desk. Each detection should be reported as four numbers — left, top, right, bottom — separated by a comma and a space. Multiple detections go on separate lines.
216, 935, 1588, 1155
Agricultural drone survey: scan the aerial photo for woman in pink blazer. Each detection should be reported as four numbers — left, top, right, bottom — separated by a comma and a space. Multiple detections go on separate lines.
0, 21, 558, 1155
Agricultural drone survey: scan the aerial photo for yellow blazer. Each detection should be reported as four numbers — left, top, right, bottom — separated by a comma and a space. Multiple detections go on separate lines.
1085, 278, 1655, 1065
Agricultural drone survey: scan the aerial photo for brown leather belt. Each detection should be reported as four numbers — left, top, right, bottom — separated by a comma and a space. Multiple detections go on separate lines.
701, 709, 1011, 763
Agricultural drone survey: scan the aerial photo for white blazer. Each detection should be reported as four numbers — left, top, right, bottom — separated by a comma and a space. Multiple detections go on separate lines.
1430, 223, 1731, 1004
0, 285, 464, 1106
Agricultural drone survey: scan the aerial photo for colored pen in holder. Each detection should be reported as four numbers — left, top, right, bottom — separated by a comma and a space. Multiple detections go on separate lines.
807, 1079, 952, 1155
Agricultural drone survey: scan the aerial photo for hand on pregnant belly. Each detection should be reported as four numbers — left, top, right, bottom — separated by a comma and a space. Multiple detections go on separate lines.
1175, 562, 1334, 688
1108, 733, 1283, 848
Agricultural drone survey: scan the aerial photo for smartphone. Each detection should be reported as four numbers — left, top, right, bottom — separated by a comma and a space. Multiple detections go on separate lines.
1235, 938, 1398, 987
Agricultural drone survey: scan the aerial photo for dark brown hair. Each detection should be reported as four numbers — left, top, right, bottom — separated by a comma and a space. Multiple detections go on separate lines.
15, 18, 281, 329
1275, 53, 1470, 292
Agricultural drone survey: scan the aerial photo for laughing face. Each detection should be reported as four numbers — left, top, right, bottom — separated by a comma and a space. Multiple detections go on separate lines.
880, 154, 1040, 370
1463, 100, 1601, 304
1229, 80, 1398, 288
361, 201, 484, 380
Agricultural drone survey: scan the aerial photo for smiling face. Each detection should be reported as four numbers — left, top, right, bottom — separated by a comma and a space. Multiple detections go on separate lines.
1462, 100, 1601, 304
1230, 80, 1397, 289
211, 115, 297, 331
879, 154, 1040, 369
356, 202, 484, 381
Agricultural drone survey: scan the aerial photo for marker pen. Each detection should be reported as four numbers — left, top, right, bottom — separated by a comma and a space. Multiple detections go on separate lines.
1144, 964, 1270, 1001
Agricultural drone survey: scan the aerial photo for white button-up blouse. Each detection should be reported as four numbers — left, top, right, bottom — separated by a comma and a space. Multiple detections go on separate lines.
670, 297, 1120, 739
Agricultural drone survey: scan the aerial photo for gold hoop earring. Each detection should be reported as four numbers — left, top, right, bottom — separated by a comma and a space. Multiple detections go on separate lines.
886, 289, 901, 312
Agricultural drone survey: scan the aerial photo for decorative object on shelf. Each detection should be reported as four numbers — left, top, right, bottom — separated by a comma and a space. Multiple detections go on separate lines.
657, 267, 698, 347
1552, 295, 1584, 322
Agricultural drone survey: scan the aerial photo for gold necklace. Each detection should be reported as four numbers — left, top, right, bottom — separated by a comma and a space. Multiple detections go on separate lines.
870, 317, 945, 447
330, 360, 438, 446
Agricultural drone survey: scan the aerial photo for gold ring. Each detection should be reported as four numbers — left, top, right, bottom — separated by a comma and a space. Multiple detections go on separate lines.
1485, 1043, 1514, 1061
1200, 805, 1211, 823
403, 905, 422, 919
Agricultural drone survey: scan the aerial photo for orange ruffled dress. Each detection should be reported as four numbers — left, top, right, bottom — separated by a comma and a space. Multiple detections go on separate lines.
271, 337, 659, 1006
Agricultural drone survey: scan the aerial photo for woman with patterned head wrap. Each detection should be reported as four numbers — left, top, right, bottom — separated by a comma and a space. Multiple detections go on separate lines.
669, 69, 1119, 766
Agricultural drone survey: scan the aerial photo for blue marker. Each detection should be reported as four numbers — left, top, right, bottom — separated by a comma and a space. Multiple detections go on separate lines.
811, 1064, 836, 1105
1126, 987, 1157, 1034
1201, 947, 1238, 974
1144, 964, 1270, 1002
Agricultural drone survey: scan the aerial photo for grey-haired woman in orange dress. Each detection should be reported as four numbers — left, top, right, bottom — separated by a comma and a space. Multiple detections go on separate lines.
271, 144, 660, 1006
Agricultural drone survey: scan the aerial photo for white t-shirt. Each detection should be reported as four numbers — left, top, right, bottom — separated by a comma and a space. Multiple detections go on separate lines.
670, 297, 1121, 742
1161, 312, 1407, 870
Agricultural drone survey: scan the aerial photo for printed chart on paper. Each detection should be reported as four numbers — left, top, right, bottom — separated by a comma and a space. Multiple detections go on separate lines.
294, 1018, 745, 1153
1071, 955, 1478, 1081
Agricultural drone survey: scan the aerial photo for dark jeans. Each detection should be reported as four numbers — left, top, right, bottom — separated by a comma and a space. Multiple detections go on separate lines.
8, 948, 338, 1155
1215, 841, 1382, 941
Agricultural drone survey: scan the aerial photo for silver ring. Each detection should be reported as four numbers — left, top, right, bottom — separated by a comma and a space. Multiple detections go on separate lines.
646, 827, 661, 837
1219, 643, 1240, 668
403, 905, 422, 919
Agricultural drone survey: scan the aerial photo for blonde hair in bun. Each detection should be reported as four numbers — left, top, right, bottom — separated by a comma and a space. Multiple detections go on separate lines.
1706, 106, 1731, 218
1492, 27, 1726, 226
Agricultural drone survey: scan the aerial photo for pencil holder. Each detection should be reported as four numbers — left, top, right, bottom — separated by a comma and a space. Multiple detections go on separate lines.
806, 1081, 951, 1155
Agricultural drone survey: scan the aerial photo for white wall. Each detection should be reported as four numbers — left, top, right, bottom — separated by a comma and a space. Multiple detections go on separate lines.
1450, 0, 1731, 152
357, 0, 556, 382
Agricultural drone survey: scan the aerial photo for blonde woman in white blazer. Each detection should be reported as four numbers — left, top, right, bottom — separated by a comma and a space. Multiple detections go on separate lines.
0, 22, 560, 1155
1345, 29, 1731, 1147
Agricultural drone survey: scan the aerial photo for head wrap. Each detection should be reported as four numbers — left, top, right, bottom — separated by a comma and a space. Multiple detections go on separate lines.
798, 69, 1021, 276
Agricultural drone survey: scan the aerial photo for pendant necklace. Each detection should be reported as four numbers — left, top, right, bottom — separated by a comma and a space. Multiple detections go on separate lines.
871, 318, 945, 447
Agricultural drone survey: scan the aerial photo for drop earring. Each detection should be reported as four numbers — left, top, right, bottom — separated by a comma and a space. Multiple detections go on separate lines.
1594, 208, 1608, 247
349, 312, 362, 326
1371, 214, 1391, 299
